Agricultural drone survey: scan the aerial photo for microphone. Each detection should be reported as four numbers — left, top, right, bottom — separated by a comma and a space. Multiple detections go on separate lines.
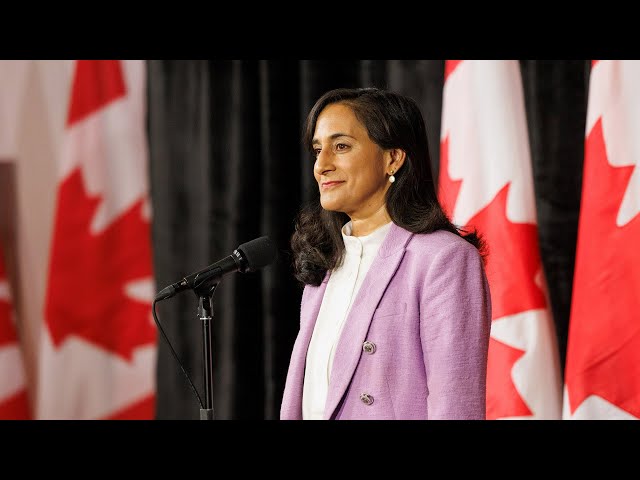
154, 236, 276, 301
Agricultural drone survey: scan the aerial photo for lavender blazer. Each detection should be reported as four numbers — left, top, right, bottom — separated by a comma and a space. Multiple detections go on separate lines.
280, 223, 492, 420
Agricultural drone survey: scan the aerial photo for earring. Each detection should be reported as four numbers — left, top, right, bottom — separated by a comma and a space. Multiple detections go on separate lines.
389, 171, 395, 183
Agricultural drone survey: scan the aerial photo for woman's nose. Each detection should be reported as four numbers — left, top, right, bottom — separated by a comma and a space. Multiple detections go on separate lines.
314, 149, 333, 176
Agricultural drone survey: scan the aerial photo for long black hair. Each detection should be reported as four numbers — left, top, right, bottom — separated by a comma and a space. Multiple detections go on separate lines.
291, 87, 484, 286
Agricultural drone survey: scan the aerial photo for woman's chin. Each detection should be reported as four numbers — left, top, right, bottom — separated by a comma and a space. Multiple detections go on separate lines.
320, 199, 343, 212
320, 202, 340, 212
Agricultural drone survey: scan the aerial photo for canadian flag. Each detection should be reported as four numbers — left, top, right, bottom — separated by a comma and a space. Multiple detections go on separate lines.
563, 60, 640, 420
0, 246, 31, 419
37, 60, 157, 419
439, 60, 562, 419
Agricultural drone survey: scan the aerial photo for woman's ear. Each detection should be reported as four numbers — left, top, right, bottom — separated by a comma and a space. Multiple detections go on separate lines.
387, 148, 407, 174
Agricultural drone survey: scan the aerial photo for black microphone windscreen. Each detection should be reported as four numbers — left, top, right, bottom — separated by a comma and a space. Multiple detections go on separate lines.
237, 236, 277, 271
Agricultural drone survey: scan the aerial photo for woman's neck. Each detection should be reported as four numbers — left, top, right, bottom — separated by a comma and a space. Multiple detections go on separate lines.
348, 205, 392, 237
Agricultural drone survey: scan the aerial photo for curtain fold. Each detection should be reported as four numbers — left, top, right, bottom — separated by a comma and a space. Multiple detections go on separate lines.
520, 60, 589, 372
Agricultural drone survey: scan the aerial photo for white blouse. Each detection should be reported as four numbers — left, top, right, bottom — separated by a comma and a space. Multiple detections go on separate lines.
302, 220, 393, 420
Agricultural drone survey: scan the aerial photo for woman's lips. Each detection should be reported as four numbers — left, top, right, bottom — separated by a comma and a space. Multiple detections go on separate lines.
321, 181, 344, 190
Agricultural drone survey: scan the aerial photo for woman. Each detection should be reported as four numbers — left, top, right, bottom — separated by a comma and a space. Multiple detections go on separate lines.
280, 87, 491, 420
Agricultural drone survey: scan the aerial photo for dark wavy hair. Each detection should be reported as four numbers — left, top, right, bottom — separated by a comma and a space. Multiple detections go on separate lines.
291, 87, 484, 286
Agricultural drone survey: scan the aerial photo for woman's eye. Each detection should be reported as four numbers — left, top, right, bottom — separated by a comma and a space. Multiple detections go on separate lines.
313, 148, 321, 157
336, 143, 348, 151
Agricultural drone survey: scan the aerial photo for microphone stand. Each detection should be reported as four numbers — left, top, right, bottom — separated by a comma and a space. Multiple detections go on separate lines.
194, 282, 219, 420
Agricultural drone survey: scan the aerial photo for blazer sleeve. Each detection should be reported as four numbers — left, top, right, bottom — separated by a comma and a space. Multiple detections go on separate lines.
419, 240, 492, 420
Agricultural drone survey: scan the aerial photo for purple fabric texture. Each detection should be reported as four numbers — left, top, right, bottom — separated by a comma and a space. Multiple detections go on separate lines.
281, 223, 492, 420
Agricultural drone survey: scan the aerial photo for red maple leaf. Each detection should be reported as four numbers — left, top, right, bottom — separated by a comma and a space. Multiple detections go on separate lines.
67, 60, 126, 127
486, 338, 531, 417
565, 118, 640, 417
45, 168, 156, 361
0, 390, 30, 420
438, 138, 547, 418
0, 254, 17, 347
469, 184, 547, 320
0, 301, 15, 346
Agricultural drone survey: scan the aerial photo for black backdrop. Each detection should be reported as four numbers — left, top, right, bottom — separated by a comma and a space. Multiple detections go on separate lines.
147, 60, 589, 420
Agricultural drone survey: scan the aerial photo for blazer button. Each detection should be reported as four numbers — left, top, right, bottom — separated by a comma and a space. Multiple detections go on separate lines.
362, 341, 376, 354
360, 393, 374, 406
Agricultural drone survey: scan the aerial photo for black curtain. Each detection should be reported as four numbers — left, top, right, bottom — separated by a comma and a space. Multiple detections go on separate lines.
147, 60, 589, 420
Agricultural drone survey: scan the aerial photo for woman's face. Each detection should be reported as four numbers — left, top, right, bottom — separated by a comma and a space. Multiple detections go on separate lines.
312, 103, 390, 218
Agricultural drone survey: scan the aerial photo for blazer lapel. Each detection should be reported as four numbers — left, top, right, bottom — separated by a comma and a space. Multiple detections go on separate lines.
324, 223, 413, 419
280, 275, 329, 419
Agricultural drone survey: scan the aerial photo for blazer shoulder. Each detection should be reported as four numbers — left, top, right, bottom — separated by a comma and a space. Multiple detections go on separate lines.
400, 230, 483, 282
407, 229, 479, 257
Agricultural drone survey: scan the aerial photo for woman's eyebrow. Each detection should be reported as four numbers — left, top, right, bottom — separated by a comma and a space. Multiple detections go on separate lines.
312, 133, 357, 145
